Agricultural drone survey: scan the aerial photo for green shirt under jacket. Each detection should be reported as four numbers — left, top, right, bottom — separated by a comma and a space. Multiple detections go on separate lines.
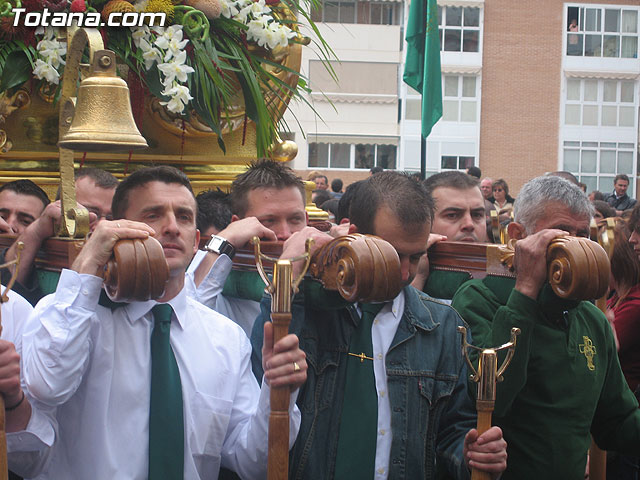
452, 277, 640, 480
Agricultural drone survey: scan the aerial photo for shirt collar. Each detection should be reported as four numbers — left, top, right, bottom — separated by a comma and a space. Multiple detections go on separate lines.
122, 286, 188, 330
358, 290, 404, 321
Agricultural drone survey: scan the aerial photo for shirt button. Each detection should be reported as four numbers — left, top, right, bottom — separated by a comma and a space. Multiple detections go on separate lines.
374, 319, 379, 325
377, 467, 385, 474
81, 289, 89, 296
380, 390, 386, 397
377, 353, 383, 360
380, 429, 386, 435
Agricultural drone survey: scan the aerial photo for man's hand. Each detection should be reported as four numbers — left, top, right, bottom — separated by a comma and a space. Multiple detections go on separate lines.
464, 426, 507, 478
513, 228, 568, 300
0, 340, 22, 407
71, 219, 155, 277
217, 217, 277, 248
329, 222, 350, 238
410, 233, 447, 291
280, 227, 333, 277
262, 322, 307, 389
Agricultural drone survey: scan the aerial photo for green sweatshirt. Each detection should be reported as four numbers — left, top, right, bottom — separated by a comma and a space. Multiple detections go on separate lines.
452, 277, 640, 480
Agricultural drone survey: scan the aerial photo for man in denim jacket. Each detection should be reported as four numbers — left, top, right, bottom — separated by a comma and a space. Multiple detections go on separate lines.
252, 172, 507, 479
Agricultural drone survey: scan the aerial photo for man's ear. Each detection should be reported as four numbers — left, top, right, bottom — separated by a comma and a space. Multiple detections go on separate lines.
193, 229, 201, 254
231, 214, 240, 223
348, 223, 359, 234
507, 222, 526, 240
305, 211, 309, 226
339, 217, 350, 225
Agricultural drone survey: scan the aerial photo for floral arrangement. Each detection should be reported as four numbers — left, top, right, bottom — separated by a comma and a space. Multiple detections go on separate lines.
0, 0, 332, 155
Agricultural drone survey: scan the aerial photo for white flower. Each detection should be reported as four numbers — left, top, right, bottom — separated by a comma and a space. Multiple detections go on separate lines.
131, 26, 150, 47
33, 59, 60, 84
155, 24, 184, 49
157, 52, 194, 85
162, 37, 189, 62
142, 45, 162, 70
160, 84, 193, 113
250, 0, 269, 16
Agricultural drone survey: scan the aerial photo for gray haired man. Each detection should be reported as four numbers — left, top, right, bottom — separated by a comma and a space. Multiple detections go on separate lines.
452, 175, 640, 480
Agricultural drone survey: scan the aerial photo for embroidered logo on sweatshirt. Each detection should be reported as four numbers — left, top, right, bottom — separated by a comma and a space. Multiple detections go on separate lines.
579, 336, 596, 371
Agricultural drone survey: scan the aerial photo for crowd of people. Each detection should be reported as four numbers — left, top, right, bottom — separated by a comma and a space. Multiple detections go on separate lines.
0, 162, 638, 479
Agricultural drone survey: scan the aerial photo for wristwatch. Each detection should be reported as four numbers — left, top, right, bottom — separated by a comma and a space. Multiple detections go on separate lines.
204, 235, 236, 260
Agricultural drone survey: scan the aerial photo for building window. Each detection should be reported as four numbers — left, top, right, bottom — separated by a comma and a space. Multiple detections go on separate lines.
565, 78, 636, 127
309, 141, 398, 169
311, 0, 402, 25
441, 155, 475, 170
443, 75, 478, 122
404, 75, 478, 122
566, 5, 639, 58
562, 140, 635, 195
438, 6, 480, 52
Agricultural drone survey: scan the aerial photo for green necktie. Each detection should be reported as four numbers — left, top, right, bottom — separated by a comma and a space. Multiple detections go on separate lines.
334, 302, 385, 480
149, 303, 184, 480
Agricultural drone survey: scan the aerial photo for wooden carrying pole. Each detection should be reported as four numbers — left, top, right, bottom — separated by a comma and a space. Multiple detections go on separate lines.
254, 239, 313, 480
458, 327, 520, 480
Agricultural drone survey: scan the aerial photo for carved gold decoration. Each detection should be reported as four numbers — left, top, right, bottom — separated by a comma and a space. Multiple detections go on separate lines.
0, 89, 31, 155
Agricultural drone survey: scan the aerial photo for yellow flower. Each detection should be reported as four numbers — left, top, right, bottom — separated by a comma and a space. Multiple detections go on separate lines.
144, 0, 174, 21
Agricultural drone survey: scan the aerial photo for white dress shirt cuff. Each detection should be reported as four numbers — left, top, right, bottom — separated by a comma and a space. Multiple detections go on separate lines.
54, 269, 103, 313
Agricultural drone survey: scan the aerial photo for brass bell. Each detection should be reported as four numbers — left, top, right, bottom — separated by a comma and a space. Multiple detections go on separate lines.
58, 50, 148, 152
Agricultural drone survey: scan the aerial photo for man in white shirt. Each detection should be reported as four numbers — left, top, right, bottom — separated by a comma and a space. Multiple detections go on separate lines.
0, 287, 56, 479
186, 160, 317, 336
23, 166, 307, 479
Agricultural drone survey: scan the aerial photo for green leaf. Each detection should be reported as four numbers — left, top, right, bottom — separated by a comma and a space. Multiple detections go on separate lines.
144, 64, 169, 101
0, 50, 31, 92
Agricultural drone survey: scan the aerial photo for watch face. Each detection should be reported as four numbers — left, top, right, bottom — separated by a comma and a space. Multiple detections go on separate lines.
208, 236, 224, 251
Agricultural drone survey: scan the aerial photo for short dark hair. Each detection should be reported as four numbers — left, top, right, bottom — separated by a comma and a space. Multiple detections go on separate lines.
349, 171, 433, 234
312, 189, 332, 207
321, 198, 339, 217
466, 166, 481, 179
196, 189, 232, 234
230, 160, 305, 217
112, 166, 194, 220
0, 179, 50, 209
56, 167, 119, 200
615, 174, 630, 184
370, 166, 383, 175
590, 190, 605, 201
331, 178, 343, 193
592, 200, 616, 219
423, 170, 480, 194
76, 167, 118, 189
337, 180, 363, 224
